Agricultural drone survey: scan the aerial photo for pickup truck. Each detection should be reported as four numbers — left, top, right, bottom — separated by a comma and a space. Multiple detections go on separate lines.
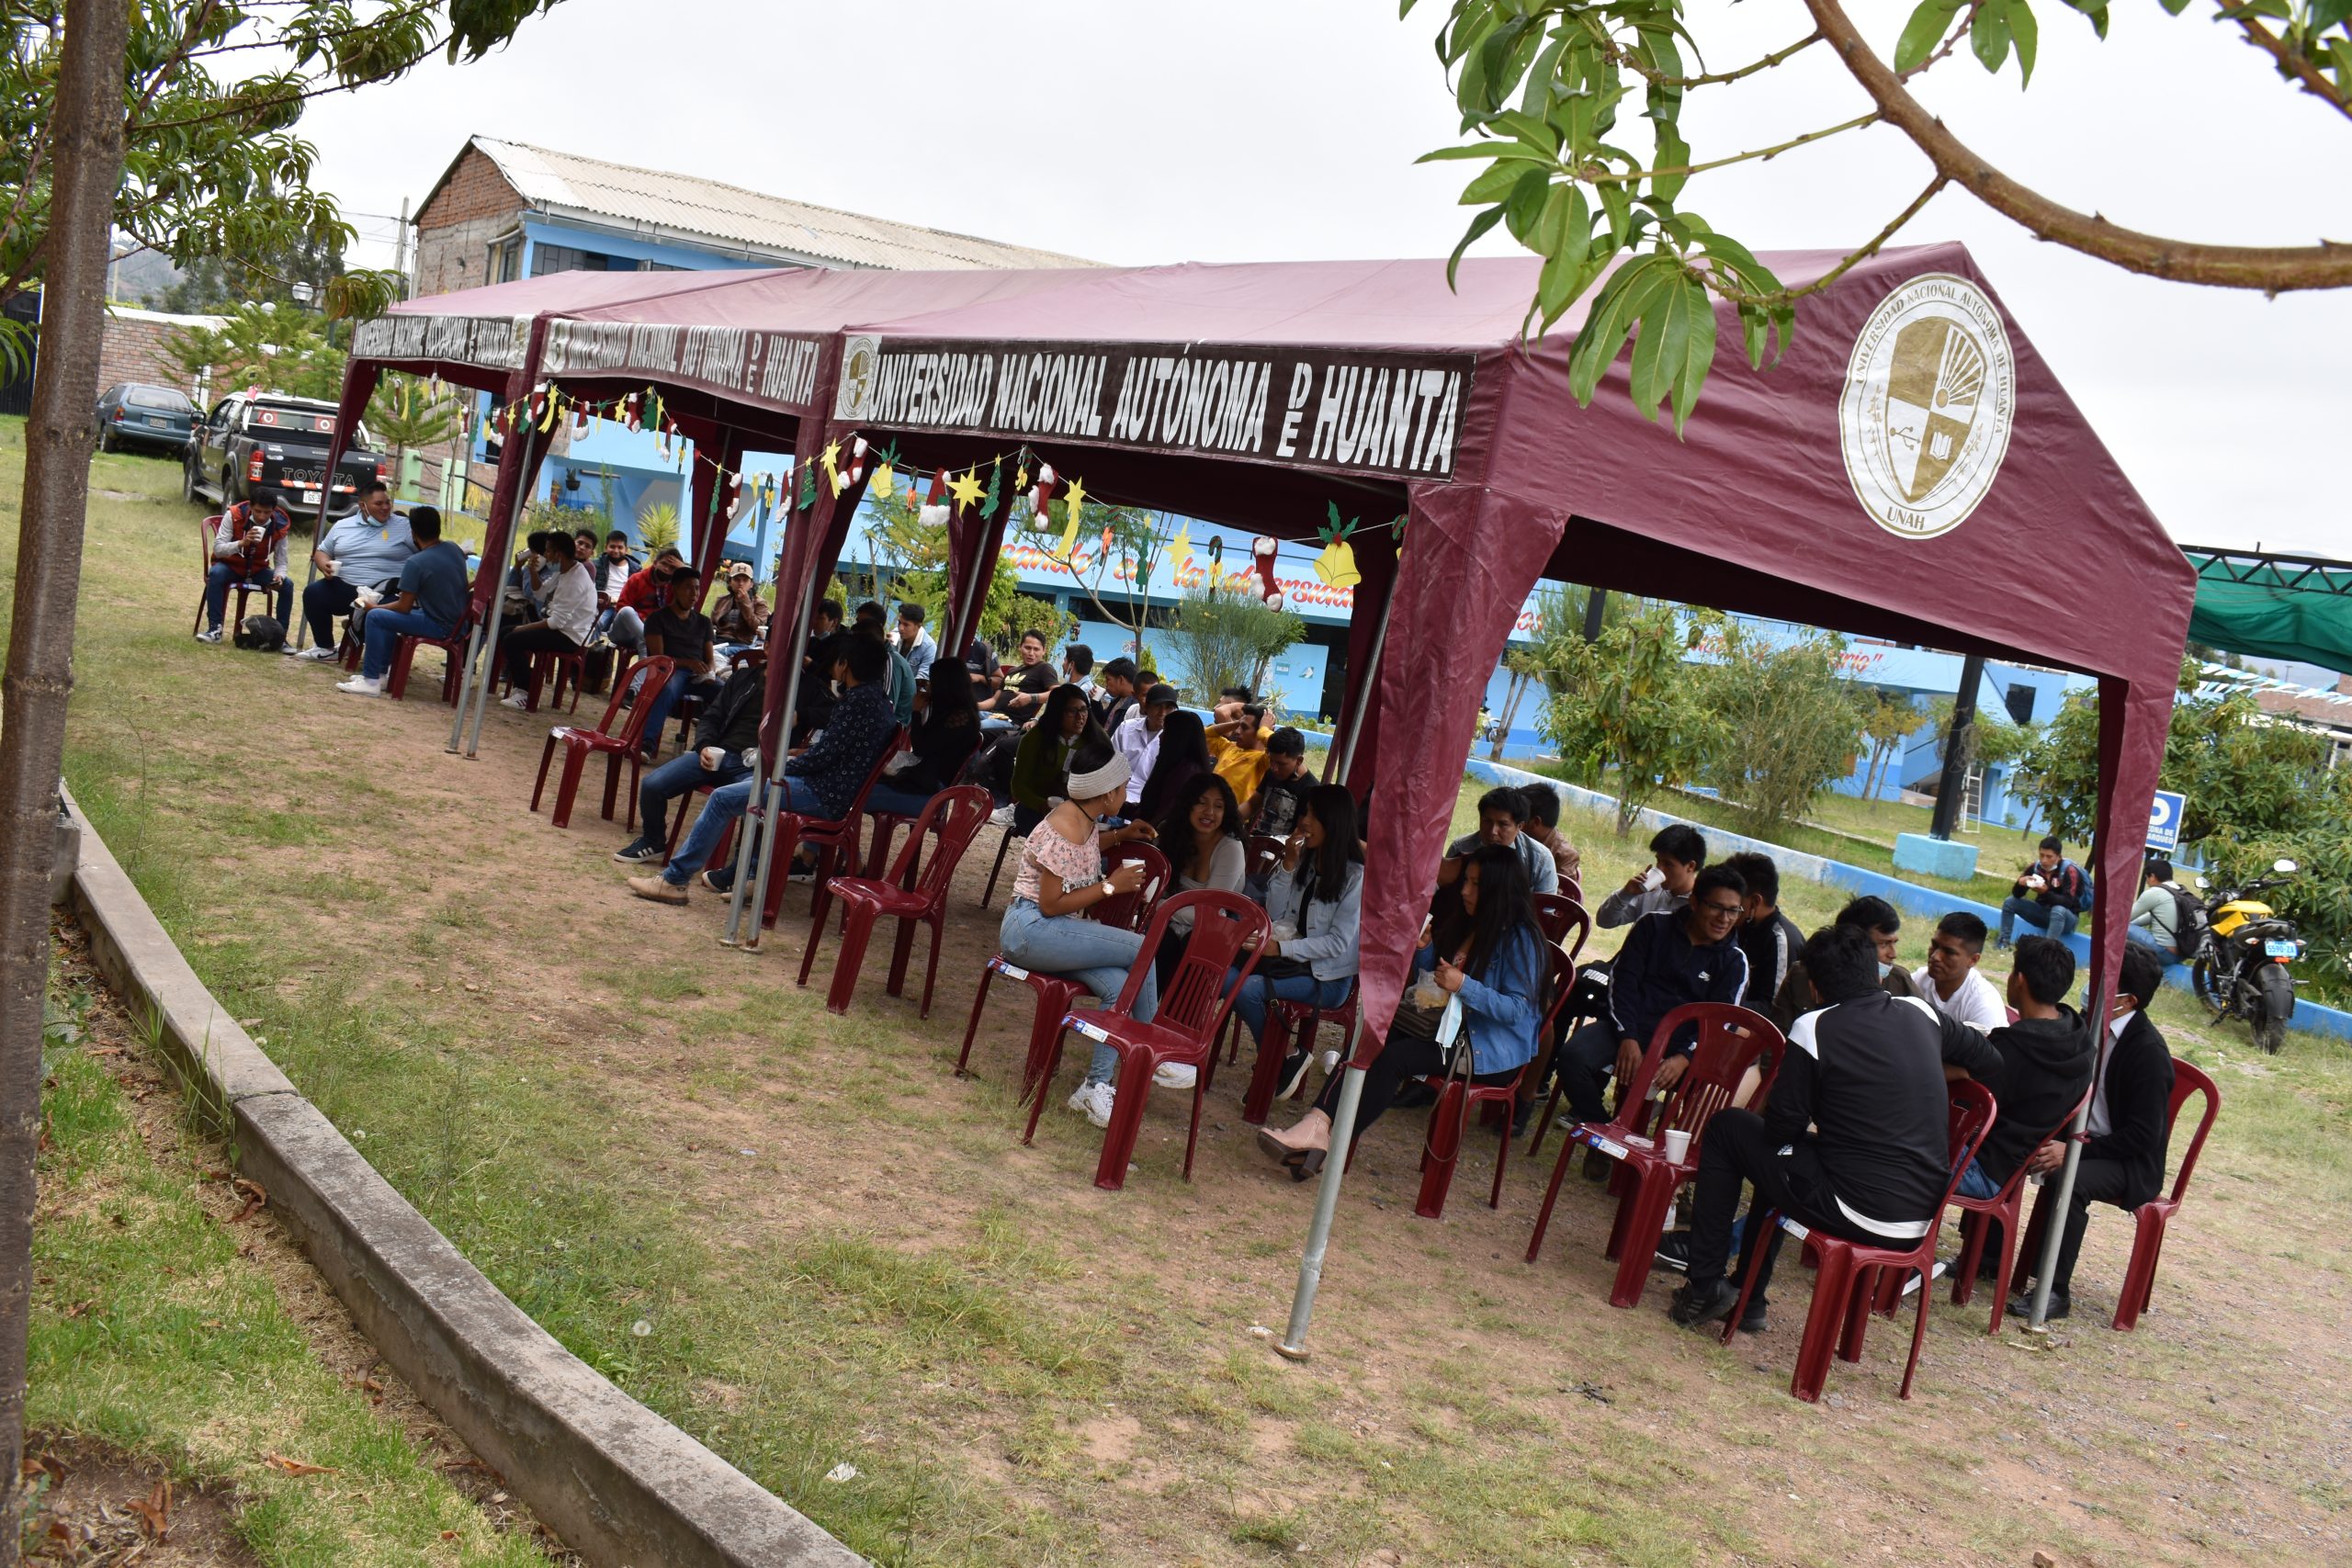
182, 391, 387, 520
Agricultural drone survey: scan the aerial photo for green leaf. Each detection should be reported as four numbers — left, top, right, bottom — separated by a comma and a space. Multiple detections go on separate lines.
2062, 0, 2110, 39
2008, 0, 2038, 85
1971, 1, 2013, 73
1415, 142, 1520, 163
1461, 159, 1534, 205
1650, 121, 1693, 204
1894, 0, 1964, 73
1446, 205, 1507, 290
1502, 167, 1552, 244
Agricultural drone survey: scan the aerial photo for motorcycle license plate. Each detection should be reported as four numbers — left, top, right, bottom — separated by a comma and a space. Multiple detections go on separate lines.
2264, 939, 2298, 958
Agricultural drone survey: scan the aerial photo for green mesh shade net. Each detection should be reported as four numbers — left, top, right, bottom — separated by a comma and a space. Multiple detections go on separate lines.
2183, 548, 2352, 674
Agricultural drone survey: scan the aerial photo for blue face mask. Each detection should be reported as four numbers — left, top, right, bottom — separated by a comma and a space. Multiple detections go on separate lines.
1876, 960, 1894, 980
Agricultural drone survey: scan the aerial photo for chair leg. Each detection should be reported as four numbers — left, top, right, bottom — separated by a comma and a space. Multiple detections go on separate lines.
550, 743, 590, 830
885, 911, 918, 998
1488, 1100, 1513, 1209
1792, 1244, 1853, 1404
1020, 1028, 1069, 1146
1984, 1212, 2021, 1337
918, 916, 946, 1021
1093, 1055, 1150, 1191
1839, 1269, 1877, 1362
1607, 1170, 1676, 1309
1898, 1278, 1935, 1400
1414, 1081, 1467, 1221
532, 734, 559, 813
822, 903, 882, 1016
2114, 1208, 2168, 1333
1527, 1078, 1567, 1159
1525, 1135, 1578, 1264
1182, 1081, 1208, 1181
1240, 1009, 1295, 1126
1721, 1212, 1778, 1348
1951, 1211, 1986, 1307
980, 825, 1015, 908
956, 968, 996, 1077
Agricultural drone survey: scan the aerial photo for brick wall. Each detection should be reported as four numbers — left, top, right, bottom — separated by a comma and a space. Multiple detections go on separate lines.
97, 308, 220, 400
413, 146, 523, 299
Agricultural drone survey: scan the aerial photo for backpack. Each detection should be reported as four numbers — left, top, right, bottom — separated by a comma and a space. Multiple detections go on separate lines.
234, 614, 286, 651
2163, 882, 2205, 959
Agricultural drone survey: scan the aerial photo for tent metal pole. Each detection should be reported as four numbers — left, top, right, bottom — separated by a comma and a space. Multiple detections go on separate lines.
2026, 976, 2111, 1327
455, 419, 541, 759
724, 586, 813, 948
1331, 572, 1396, 785
443, 616, 487, 752
1275, 1062, 1367, 1360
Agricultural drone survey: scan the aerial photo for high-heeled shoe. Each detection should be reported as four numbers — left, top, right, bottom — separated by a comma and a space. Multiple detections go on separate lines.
1290, 1148, 1327, 1181
1256, 1127, 1309, 1166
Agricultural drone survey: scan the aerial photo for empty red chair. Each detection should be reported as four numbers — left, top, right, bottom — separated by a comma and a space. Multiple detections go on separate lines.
1524, 1002, 1784, 1306
1034, 891, 1268, 1190
529, 656, 673, 830
796, 786, 993, 1019
1412, 943, 1585, 1220
1724, 1080, 1996, 1403
2018, 1060, 2219, 1332
1531, 894, 1591, 956
533, 646, 591, 714
745, 728, 907, 931
956, 842, 1169, 1100
1946, 1089, 2090, 1336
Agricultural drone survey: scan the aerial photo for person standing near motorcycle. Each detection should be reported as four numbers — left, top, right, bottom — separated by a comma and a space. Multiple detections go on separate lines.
1997, 836, 2090, 947
2126, 859, 2193, 960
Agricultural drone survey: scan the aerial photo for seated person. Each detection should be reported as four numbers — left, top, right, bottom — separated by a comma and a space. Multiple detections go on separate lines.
980, 628, 1057, 730
1135, 710, 1213, 827
491, 530, 596, 707
1113, 683, 1182, 809
1009, 684, 1104, 833
1998, 835, 2090, 946
1954, 935, 2094, 1216
626, 634, 897, 904
198, 486, 294, 642
1062, 642, 1096, 699
1092, 656, 1139, 734
858, 615, 917, 724
504, 530, 557, 618
2126, 857, 2191, 959
993, 741, 1162, 1129
794, 598, 847, 740
1244, 727, 1317, 839
1517, 784, 1582, 891
611, 646, 766, 865
1205, 705, 1274, 806
865, 659, 984, 820
629, 570, 722, 755
709, 564, 768, 653
1257, 840, 1544, 1179
1724, 852, 1804, 1007
1769, 896, 1921, 1029
893, 601, 937, 681
335, 506, 467, 696
1595, 822, 1704, 927
608, 546, 684, 655
1435, 786, 1558, 897
1914, 911, 2007, 1032
1555, 864, 1750, 1136
295, 479, 413, 659
1668, 922, 2001, 1332
2009, 942, 2175, 1322
586, 530, 637, 641
1144, 773, 1249, 1005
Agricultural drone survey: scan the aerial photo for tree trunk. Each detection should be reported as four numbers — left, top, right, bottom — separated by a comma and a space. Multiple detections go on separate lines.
0, 4, 130, 1556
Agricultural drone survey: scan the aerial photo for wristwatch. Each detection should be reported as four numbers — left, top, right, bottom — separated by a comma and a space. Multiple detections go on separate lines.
1100, 879, 1116, 898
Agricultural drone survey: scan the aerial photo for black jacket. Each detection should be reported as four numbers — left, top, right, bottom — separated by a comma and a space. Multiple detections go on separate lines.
2013, 857, 2089, 914
2086, 1009, 2176, 1207
693, 661, 766, 756
1972, 1009, 2096, 1189
1736, 910, 1804, 1010
1604, 909, 1749, 1056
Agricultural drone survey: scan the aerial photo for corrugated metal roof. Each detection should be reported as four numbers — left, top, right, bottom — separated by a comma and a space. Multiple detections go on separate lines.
466, 137, 1097, 272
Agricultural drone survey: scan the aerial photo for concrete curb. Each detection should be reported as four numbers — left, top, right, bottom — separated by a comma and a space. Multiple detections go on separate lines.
1468, 760, 2352, 1045
58, 787, 865, 1568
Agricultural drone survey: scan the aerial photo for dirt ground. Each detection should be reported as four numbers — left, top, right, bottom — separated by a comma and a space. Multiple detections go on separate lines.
43, 462, 2352, 1566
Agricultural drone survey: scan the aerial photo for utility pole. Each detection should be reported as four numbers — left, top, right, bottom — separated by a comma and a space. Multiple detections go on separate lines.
0, 3, 132, 1558
1930, 652, 1985, 840
393, 197, 410, 298
1581, 586, 1607, 643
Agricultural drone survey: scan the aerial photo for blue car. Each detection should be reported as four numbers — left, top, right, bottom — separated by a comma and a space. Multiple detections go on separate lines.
96, 382, 197, 457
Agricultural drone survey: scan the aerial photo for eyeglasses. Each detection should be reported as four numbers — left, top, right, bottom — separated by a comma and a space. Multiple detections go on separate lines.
1698, 900, 1743, 919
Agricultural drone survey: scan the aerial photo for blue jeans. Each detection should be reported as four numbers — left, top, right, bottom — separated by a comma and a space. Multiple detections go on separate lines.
636, 669, 694, 753
360, 605, 453, 681
204, 564, 290, 631
638, 750, 752, 846
2124, 924, 2177, 959
1955, 1156, 1999, 1201
664, 774, 829, 886
1229, 970, 1352, 1051
999, 898, 1157, 1085
1998, 897, 2077, 943
863, 781, 941, 819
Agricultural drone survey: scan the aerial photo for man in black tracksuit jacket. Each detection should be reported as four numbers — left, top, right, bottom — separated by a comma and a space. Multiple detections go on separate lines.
2015, 942, 2177, 1320
1557, 866, 1752, 1126
1672, 922, 2002, 1330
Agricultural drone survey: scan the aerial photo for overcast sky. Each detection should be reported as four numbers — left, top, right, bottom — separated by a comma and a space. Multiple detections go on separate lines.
300, 0, 2349, 560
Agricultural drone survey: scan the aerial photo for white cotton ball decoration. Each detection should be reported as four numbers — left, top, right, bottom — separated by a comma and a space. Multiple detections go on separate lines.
920, 503, 950, 527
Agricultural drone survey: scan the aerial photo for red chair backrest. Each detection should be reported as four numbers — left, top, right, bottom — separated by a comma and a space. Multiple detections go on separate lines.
1537, 944, 1581, 1038
1557, 874, 1583, 907
594, 654, 674, 745
1532, 894, 1591, 963
1116, 888, 1268, 1042
1646, 1004, 1785, 1154
198, 514, 221, 574
2161, 1059, 2221, 1206
889, 784, 993, 901
1942, 1079, 1999, 1200
1095, 841, 1170, 932
1246, 834, 1286, 884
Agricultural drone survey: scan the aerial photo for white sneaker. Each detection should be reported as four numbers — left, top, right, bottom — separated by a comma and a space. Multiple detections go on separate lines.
291, 645, 338, 661
989, 803, 1018, 829
1066, 1083, 1097, 1117
1152, 1062, 1198, 1091
334, 675, 382, 695
501, 691, 529, 710
1080, 1080, 1117, 1129
194, 627, 223, 644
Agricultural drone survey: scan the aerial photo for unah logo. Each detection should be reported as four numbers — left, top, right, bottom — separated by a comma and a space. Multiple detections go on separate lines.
1838, 274, 2015, 540
833, 334, 880, 421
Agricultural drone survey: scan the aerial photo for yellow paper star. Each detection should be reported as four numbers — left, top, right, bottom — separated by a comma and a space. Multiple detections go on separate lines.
820, 441, 843, 495
1170, 524, 1194, 574
946, 468, 986, 512
1057, 476, 1087, 559
1014, 464, 1030, 492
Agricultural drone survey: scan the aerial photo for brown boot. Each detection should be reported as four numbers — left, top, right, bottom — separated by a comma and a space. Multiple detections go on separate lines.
1255, 1108, 1330, 1166
627, 873, 687, 906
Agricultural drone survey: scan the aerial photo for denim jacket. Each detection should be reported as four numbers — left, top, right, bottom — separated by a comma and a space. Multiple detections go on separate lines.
1416, 923, 1546, 1075
1264, 859, 1363, 984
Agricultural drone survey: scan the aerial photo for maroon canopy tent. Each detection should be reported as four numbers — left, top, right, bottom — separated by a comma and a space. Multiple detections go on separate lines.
342, 242, 2192, 1341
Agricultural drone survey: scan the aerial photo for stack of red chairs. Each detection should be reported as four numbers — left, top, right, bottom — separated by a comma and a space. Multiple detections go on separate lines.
795, 785, 994, 1019
529, 656, 674, 830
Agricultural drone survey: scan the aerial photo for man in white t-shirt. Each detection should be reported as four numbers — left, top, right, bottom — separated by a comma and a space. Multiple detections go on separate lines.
1113, 683, 1180, 805
1912, 911, 2007, 1032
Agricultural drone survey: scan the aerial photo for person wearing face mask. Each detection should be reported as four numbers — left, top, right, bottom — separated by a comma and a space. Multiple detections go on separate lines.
1768, 896, 1921, 1031
609, 546, 683, 656
1595, 823, 1705, 928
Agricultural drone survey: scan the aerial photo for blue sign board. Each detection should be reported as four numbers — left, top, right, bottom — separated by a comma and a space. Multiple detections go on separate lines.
2146, 789, 2186, 854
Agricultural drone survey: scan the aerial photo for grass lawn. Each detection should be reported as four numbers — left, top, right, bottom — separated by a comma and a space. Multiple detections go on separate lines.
18, 416, 2352, 1565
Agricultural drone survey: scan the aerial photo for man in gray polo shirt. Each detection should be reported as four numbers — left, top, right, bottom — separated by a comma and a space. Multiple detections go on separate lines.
293, 479, 413, 659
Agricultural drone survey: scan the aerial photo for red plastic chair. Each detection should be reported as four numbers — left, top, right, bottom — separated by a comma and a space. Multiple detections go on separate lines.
1034, 890, 1269, 1190
956, 842, 1169, 1099
1411, 942, 1584, 1220
192, 515, 274, 634
796, 786, 993, 1019
1724, 1081, 1997, 1403
533, 646, 590, 714
385, 608, 478, 703
1245, 834, 1286, 885
1234, 982, 1359, 1124
1532, 894, 1592, 957
530, 656, 673, 830
2018, 1059, 2218, 1332
739, 728, 906, 931
1524, 1002, 1784, 1306
1945, 1089, 2090, 1336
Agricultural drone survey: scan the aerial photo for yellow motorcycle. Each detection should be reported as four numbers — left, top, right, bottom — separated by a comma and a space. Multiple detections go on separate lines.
2188, 858, 2304, 1054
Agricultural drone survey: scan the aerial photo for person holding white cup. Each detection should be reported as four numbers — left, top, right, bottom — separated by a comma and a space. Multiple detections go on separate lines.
1208, 785, 1364, 1104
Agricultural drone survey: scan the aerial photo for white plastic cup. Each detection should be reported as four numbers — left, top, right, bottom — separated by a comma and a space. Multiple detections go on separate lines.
1663, 1128, 1692, 1164
1642, 865, 1665, 892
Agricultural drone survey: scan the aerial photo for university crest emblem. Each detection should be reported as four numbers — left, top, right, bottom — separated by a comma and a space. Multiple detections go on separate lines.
1838, 274, 2015, 539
